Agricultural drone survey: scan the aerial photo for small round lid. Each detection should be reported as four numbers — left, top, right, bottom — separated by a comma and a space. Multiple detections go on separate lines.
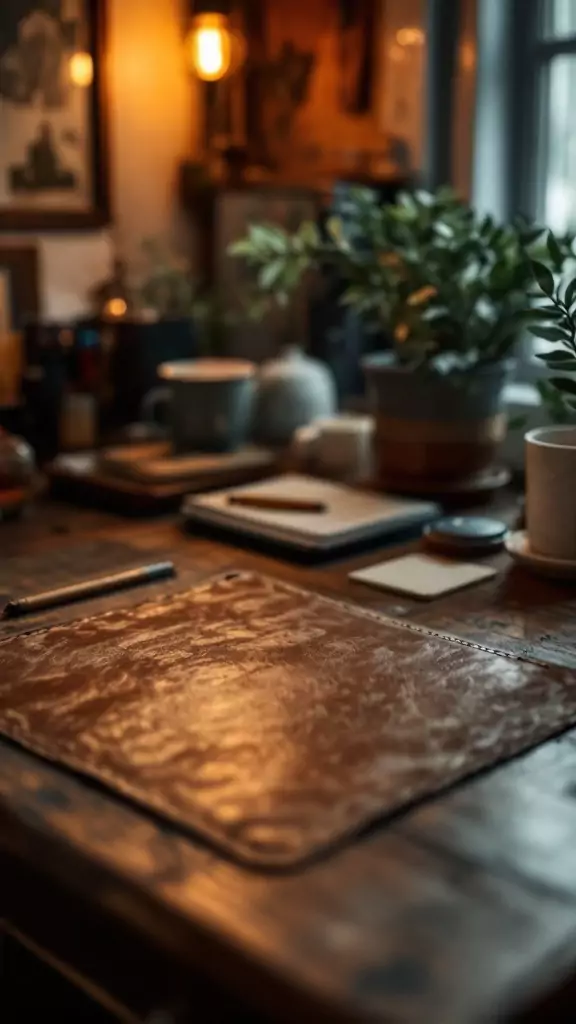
424, 516, 509, 552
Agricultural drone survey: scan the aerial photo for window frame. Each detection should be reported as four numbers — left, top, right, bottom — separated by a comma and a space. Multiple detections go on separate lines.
529, 1, 576, 220
508, 0, 576, 379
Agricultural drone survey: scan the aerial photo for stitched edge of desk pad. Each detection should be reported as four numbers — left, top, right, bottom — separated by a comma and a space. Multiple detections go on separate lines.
0, 571, 574, 869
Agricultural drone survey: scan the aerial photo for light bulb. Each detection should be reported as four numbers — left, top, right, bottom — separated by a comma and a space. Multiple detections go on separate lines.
186, 13, 244, 82
196, 28, 228, 80
396, 27, 425, 47
69, 51, 94, 88
103, 298, 128, 320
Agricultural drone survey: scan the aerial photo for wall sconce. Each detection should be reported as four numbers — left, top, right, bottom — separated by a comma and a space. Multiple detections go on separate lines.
69, 50, 94, 87
395, 27, 426, 48
186, 8, 245, 82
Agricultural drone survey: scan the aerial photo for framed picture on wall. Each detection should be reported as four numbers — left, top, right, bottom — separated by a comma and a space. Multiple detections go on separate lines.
0, 0, 110, 230
203, 0, 383, 183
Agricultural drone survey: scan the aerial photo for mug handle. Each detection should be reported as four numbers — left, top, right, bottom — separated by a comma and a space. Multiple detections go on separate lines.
141, 386, 171, 426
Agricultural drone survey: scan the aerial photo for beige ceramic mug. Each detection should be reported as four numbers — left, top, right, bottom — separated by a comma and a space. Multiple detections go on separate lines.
293, 415, 375, 481
525, 426, 576, 560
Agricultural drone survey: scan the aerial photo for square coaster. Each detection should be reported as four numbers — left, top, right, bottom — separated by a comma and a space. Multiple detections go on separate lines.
350, 553, 497, 600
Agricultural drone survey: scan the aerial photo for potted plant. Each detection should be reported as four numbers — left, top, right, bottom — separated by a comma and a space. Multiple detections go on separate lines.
230, 188, 574, 489
524, 244, 576, 562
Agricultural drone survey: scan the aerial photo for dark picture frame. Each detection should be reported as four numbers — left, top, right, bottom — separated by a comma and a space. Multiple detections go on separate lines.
0, 1, 110, 231
201, 0, 381, 180
0, 247, 40, 328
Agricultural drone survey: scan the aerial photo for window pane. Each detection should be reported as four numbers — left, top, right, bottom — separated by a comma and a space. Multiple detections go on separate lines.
545, 0, 576, 38
542, 56, 576, 231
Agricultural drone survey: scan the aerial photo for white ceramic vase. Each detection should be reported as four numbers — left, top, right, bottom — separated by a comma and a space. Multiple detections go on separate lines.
525, 426, 576, 560
254, 347, 337, 446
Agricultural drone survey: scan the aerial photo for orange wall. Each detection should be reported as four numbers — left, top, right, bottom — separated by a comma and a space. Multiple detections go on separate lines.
107, 0, 196, 264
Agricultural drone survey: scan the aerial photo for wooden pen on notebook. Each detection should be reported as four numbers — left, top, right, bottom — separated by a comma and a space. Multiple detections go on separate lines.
2, 562, 176, 619
228, 494, 328, 513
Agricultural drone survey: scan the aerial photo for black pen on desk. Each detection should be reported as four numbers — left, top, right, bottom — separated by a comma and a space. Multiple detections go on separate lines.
2, 561, 176, 619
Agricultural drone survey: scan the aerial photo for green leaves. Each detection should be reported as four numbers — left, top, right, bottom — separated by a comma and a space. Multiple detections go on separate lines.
296, 221, 320, 249
434, 221, 455, 240
508, 414, 528, 430
249, 223, 289, 254
258, 260, 285, 291
537, 380, 575, 423
229, 188, 576, 376
547, 231, 564, 269
326, 216, 345, 244
522, 226, 546, 246
565, 278, 576, 310
530, 303, 564, 320
528, 324, 569, 342
549, 376, 576, 396
524, 234, 576, 420
531, 260, 555, 297
228, 224, 288, 260
397, 192, 419, 217
228, 238, 254, 257
536, 350, 576, 368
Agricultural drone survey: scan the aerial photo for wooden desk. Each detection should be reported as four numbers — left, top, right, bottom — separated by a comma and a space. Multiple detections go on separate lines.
2, 500, 576, 1022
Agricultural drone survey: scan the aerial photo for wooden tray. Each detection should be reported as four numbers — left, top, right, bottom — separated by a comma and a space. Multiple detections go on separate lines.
48, 448, 276, 516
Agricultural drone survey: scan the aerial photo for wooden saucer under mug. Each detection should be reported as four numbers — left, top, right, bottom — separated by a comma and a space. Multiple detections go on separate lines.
505, 530, 576, 581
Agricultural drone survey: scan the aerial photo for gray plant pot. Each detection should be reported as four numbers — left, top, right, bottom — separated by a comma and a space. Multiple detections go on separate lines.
363, 353, 514, 485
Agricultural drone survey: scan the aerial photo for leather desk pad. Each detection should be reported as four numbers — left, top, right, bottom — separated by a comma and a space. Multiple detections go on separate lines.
0, 572, 574, 868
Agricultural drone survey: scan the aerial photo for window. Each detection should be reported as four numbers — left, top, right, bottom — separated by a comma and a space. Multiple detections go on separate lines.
542, 56, 576, 229
471, 0, 576, 398
537, 2, 576, 231
545, 0, 576, 38
501, 0, 576, 378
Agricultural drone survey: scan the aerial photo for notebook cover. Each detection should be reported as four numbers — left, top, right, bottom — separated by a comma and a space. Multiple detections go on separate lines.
0, 573, 575, 868
184, 475, 439, 551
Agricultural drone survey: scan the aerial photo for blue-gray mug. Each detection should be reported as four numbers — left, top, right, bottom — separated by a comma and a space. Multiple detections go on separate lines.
142, 359, 256, 454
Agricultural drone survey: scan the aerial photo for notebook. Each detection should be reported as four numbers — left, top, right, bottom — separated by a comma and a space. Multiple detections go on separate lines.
182, 474, 439, 553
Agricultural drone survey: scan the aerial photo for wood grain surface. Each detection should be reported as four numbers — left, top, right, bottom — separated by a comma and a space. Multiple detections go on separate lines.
2, 497, 576, 1022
